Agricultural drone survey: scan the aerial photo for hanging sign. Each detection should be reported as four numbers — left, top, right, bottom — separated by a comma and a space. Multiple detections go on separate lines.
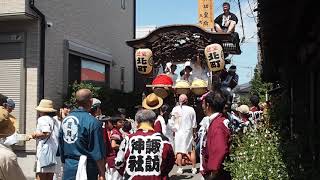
205, 43, 225, 72
198, 0, 214, 31
135, 49, 153, 75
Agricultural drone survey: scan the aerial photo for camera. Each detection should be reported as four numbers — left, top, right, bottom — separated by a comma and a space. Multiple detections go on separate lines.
47, 22, 53, 27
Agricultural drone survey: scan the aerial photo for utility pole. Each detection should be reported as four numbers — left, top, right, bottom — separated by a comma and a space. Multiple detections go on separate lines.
237, 66, 254, 79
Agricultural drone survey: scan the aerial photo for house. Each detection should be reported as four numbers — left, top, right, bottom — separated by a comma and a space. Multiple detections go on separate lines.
0, 0, 135, 174
233, 82, 251, 103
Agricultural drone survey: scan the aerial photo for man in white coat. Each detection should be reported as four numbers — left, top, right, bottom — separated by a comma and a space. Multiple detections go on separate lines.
171, 94, 197, 174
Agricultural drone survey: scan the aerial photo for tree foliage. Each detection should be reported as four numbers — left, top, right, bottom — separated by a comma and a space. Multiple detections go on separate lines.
64, 81, 102, 108
64, 81, 141, 118
250, 65, 272, 102
225, 67, 289, 179
225, 124, 289, 180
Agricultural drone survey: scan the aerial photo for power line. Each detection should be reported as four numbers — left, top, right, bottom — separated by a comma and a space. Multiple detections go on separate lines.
247, 0, 257, 23
236, 0, 246, 43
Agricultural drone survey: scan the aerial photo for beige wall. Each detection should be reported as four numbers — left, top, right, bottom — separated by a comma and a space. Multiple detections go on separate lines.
0, 0, 33, 15
0, 0, 25, 15
34, 0, 135, 106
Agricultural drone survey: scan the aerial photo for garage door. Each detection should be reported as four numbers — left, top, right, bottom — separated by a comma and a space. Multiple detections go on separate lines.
0, 33, 25, 132
0, 58, 24, 130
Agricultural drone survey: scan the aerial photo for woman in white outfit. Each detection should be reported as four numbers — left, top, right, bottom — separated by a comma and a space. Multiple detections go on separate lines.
30, 99, 60, 180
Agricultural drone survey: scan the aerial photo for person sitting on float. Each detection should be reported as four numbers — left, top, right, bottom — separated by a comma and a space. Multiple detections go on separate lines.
191, 56, 209, 83
177, 69, 185, 82
166, 63, 178, 83
182, 62, 194, 83
214, 2, 238, 33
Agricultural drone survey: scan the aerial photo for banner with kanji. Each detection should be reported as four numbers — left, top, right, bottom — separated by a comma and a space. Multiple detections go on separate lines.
125, 136, 163, 176
198, 0, 214, 31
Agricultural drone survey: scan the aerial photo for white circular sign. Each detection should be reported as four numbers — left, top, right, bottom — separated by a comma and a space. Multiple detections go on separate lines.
62, 116, 79, 144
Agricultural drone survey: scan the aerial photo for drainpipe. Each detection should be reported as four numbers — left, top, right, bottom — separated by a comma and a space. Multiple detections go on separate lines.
133, 0, 137, 91
29, 0, 46, 101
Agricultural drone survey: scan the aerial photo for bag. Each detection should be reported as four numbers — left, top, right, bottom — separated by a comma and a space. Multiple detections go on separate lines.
39, 143, 57, 168
38, 118, 57, 168
3, 132, 19, 146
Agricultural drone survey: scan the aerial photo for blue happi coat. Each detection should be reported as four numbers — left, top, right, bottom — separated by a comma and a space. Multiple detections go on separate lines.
59, 108, 106, 180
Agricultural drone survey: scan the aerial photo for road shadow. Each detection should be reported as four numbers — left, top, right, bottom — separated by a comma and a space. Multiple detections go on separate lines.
183, 168, 199, 174
169, 174, 194, 180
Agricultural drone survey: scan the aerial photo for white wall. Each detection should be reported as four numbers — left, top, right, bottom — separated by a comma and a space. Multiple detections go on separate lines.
136, 25, 157, 38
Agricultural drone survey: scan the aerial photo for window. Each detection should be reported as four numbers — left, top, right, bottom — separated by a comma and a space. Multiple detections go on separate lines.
81, 59, 106, 82
69, 54, 110, 87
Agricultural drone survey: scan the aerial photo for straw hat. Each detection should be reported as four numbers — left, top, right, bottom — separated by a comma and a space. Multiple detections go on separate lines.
191, 79, 208, 95
35, 99, 57, 113
142, 93, 163, 110
0, 106, 15, 138
236, 105, 250, 114
174, 80, 191, 95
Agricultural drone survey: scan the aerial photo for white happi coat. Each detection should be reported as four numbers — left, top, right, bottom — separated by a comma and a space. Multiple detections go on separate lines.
171, 105, 197, 154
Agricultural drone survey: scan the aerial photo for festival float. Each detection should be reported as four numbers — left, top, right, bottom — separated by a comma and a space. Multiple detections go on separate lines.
126, 24, 241, 110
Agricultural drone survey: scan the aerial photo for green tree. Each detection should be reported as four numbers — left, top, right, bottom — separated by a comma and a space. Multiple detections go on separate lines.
65, 81, 102, 108
64, 81, 141, 117
250, 65, 272, 102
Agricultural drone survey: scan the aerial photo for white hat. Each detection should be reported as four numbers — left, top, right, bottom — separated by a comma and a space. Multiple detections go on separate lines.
91, 98, 101, 109
92, 98, 101, 105
184, 61, 191, 67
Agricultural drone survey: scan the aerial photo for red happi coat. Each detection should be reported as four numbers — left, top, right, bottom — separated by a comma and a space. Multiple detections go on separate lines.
103, 125, 113, 160
115, 128, 175, 180
201, 113, 231, 177
250, 106, 263, 122
154, 121, 162, 133
154, 115, 166, 134
107, 128, 123, 168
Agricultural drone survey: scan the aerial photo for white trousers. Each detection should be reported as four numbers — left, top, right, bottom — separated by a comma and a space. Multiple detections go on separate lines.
106, 168, 122, 180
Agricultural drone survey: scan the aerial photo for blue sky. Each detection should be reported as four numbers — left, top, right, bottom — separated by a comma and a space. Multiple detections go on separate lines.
136, 0, 258, 84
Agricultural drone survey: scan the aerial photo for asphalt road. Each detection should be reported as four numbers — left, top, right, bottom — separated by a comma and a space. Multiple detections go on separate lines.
169, 164, 202, 180
25, 164, 203, 180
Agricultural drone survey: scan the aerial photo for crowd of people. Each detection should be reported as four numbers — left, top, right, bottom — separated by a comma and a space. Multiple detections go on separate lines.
0, 86, 266, 180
